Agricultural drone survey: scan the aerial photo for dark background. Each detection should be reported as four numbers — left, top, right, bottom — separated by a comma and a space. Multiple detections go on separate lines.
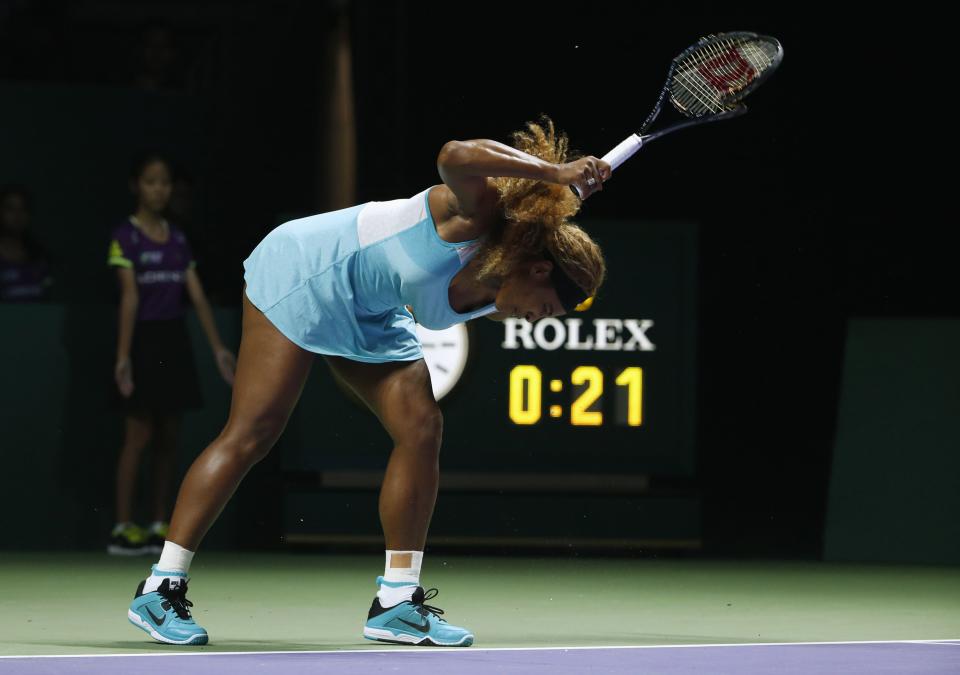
0, 1, 945, 558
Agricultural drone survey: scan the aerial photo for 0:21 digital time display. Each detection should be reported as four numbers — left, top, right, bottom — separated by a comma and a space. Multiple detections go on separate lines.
508, 365, 643, 427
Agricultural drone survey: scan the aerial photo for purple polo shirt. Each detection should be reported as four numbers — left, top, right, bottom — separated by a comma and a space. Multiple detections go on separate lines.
107, 219, 195, 321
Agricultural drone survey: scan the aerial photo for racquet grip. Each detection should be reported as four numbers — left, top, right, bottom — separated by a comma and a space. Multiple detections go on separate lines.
602, 133, 643, 170
572, 134, 643, 199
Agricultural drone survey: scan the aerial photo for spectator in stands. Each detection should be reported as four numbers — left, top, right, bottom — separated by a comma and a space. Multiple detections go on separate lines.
0, 186, 52, 302
132, 20, 184, 92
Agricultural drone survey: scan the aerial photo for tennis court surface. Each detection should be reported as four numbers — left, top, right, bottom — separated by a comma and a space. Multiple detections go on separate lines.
2, 553, 957, 673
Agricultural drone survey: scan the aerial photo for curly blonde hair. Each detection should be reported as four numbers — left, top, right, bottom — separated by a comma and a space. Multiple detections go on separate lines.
475, 116, 606, 303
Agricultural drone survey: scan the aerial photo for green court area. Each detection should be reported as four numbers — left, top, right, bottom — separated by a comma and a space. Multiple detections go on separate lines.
1, 553, 957, 656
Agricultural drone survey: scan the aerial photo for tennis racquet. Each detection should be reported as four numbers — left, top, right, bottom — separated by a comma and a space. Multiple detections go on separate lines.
574, 31, 783, 198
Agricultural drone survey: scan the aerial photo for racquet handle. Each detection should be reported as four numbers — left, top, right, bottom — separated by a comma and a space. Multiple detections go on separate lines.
602, 133, 644, 170
571, 133, 644, 199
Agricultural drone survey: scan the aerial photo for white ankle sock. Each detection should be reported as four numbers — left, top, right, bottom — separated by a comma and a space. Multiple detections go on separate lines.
143, 541, 195, 593
377, 550, 422, 607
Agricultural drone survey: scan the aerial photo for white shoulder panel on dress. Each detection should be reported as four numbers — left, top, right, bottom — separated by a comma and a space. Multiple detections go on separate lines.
356, 189, 429, 248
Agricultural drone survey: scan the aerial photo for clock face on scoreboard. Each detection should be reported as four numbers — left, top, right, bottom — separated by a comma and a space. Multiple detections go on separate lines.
416, 322, 468, 401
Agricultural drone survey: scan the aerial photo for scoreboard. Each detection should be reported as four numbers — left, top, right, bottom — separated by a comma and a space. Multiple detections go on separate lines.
501, 317, 654, 429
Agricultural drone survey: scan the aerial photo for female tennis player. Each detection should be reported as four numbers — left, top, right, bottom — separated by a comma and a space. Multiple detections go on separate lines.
127, 118, 610, 647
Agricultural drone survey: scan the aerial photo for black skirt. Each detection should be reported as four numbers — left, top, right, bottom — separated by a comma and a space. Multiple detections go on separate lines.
119, 317, 204, 414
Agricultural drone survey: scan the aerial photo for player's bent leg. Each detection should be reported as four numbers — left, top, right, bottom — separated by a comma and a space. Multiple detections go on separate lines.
166, 291, 314, 550
324, 357, 442, 550
324, 357, 473, 646
127, 290, 314, 645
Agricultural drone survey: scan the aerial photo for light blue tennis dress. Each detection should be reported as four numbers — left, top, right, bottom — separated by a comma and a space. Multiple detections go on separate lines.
243, 187, 497, 362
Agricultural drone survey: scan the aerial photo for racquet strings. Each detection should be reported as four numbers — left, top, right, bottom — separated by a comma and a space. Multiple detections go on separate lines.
669, 35, 781, 117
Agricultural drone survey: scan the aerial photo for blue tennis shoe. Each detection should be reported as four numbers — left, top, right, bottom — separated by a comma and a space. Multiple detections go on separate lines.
363, 578, 474, 646
128, 572, 209, 645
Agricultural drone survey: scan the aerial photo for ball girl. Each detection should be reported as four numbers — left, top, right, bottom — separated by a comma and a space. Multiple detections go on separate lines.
107, 155, 236, 555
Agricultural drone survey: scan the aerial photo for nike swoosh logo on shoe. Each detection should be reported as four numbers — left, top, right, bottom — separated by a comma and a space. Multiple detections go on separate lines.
145, 607, 166, 626
398, 617, 430, 632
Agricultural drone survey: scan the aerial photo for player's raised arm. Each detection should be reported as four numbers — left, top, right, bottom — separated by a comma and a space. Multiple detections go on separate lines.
437, 140, 610, 215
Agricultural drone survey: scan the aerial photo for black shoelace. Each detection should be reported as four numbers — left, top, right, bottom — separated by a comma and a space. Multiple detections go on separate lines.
412, 587, 445, 621
157, 579, 194, 620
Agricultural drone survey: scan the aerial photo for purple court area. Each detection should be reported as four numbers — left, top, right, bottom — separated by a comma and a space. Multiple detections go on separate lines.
2, 642, 959, 675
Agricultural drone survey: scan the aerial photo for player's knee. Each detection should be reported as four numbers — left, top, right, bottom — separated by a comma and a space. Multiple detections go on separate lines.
220, 416, 286, 465
400, 409, 443, 458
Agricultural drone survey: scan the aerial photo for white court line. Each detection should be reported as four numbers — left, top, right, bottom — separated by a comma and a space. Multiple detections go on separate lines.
1, 638, 958, 659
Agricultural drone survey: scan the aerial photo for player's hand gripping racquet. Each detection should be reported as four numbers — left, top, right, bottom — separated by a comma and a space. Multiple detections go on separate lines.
572, 32, 783, 199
